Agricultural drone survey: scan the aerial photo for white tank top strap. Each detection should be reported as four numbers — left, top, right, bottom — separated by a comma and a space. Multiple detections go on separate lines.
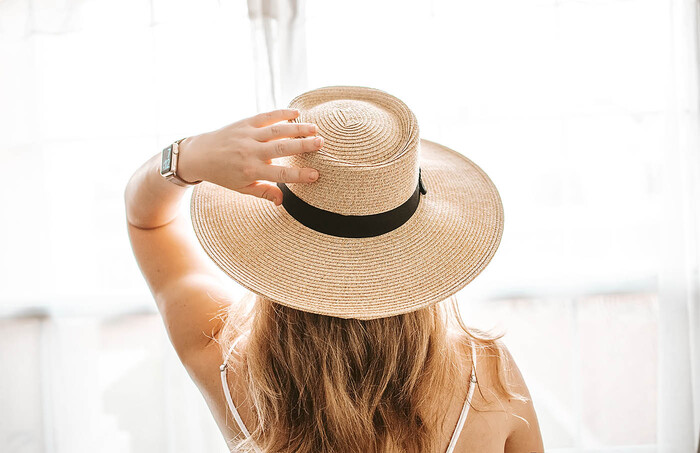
220, 334, 263, 453
444, 339, 478, 453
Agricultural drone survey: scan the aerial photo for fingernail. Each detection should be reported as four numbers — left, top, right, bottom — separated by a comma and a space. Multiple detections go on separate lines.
314, 137, 323, 146
310, 170, 319, 180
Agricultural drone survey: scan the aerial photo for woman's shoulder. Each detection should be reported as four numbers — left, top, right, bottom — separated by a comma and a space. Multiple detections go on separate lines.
184, 332, 256, 444
446, 331, 525, 412
448, 331, 544, 450
495, 345, 544, 452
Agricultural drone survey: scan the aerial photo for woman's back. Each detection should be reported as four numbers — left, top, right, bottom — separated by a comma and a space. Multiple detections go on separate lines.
191, 329, 537, 453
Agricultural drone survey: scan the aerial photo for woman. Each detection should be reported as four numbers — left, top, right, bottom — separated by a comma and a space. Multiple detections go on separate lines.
125, 86, 544, 452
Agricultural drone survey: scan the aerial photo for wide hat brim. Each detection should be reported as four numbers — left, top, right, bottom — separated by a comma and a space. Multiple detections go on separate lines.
190, 138, 504, 320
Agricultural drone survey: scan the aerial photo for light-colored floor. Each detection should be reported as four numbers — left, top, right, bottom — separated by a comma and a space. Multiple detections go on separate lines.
0, 292, 657, 452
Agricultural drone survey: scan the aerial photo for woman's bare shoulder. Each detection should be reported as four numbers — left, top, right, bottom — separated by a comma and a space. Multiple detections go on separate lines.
494, 343, 545, 453
444, 331, 514, 451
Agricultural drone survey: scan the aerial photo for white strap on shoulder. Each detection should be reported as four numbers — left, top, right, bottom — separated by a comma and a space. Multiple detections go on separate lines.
445, 339, 478, 453
220, 335, 263, 453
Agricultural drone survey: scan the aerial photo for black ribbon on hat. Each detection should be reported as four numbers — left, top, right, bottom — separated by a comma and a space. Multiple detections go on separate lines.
276, 168, 427, 238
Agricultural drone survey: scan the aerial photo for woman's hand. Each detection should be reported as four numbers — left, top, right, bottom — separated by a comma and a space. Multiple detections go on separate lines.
176, 108, 323, 206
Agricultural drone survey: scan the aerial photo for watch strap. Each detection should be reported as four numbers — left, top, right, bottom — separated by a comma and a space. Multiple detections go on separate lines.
162, 137, 202, 187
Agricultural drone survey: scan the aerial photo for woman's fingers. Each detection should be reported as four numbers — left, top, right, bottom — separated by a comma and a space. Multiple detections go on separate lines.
243, 135, 322, 197
236, 181, 284, 206
253, 122, 318, 142
260, 135, 324, 161
254, 162, 320, 184
247, 108, 300, 128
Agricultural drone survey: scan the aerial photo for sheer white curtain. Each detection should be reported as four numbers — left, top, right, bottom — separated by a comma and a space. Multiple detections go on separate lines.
1, 0, 699, 451
0, 0, 258, 316
0, 0, 252, 451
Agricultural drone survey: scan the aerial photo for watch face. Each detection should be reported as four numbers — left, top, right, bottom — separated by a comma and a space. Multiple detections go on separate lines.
161, 145, 173, 174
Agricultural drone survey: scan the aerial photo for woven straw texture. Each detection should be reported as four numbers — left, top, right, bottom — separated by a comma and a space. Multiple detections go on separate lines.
190, 85, 504, 320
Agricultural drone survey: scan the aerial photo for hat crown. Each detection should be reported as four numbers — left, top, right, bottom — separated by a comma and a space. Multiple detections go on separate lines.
281, 86, 421, 216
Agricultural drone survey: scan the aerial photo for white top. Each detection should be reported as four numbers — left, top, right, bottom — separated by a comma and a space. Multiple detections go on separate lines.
220, 336, 478, 453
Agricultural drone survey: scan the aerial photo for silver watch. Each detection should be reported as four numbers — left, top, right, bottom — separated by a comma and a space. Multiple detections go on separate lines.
160, 137, 202, 187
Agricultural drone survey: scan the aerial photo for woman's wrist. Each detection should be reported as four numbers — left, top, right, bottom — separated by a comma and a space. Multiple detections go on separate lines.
125, 151, 189, 229
176, 135, 204, 184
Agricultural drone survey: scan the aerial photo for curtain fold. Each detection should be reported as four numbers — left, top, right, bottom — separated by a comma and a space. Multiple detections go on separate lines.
246, 0, 308, 111
657, 0, 700, 451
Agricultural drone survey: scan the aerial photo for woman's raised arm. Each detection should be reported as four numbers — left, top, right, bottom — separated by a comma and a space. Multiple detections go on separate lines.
123, 108, 322, 364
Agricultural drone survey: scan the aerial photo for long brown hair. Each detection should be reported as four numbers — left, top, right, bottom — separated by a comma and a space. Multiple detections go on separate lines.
216, 292, 528, 453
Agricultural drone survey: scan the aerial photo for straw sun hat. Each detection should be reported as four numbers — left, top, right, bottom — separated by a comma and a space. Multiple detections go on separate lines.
190, 85, 503, 320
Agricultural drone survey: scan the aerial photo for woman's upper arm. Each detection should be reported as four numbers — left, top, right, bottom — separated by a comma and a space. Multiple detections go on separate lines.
501, 344, 545, 453
126, 213, 233, 360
